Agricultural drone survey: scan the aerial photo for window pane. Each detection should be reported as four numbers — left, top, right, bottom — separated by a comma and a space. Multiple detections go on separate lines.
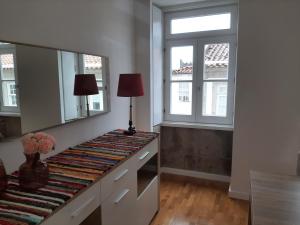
2, 81, 17, 107
0, 54, 15, 80
204, 43, 229, 80
202, 82, 227, 117
97, 81, 103, 88
83, 54, 103, 81
88, 90, 104, 112
171, 13, 231, 34
170, 82, 192, 115
171, 46, 193, 81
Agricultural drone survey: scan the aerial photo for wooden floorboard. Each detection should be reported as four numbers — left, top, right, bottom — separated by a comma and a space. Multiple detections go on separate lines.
151, 173, 249, 225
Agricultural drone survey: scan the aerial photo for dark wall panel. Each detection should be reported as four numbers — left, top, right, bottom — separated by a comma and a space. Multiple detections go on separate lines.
160, 126, 233, 176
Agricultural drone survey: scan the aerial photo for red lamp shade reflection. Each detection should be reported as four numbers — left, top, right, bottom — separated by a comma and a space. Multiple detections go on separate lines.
74, 74, 99, 117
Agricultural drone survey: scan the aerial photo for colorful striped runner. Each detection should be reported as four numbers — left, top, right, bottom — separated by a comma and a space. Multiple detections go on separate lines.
0, 130, 158, 225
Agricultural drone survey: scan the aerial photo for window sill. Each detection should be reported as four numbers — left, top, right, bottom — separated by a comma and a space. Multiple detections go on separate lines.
0, 112, 20, 117
160, 121, 234, 131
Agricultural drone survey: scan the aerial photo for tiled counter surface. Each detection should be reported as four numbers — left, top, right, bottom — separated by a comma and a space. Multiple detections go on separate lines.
0, 130, 158, 225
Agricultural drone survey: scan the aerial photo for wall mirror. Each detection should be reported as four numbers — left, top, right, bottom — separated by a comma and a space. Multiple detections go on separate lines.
0, 41, 110, 141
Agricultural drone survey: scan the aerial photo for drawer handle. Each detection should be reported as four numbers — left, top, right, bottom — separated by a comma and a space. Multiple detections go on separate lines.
114, 169, 129, 182
114, 189, 130, 204
139, 151, 150, 160
71, 196, 96, 218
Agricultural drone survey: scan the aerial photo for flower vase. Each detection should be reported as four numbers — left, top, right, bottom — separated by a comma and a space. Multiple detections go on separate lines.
0, 159, 7, 192
19, 153, 49, 190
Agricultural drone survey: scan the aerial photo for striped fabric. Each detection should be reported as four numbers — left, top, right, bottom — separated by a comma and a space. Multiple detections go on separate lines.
0, 130, 158, 225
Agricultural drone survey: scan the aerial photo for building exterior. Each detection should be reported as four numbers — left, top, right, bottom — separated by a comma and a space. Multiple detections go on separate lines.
171, 43, 229, 116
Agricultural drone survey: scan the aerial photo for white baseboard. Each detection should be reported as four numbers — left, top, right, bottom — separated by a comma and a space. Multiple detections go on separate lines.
160, 167, 230, 183
228, 185, 249, 200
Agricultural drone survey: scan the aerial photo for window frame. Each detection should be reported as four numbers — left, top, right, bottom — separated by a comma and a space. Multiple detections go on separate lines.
196, 36, 236, 125
165, 5, 238, 40
164, 5, 237, 125
0, 46, 20, 113
165, 39, 197, 122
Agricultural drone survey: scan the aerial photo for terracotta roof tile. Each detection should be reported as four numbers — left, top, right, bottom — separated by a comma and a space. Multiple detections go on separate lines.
84, 55, 102, 69
173, 66, 193, 74
173, 43, 229, 74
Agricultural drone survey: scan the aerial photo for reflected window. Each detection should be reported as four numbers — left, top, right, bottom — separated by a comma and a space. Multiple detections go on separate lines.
81, 54, 106, 113
0, 46, 19, 113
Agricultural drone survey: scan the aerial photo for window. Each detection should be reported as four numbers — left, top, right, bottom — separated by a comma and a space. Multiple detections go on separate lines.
165, 6, 237, 125
169, 45, 193, 115
80, 54, 107, 114
171, 13, 231, 34
7, 83, 17, 106
0, 46, 19, 113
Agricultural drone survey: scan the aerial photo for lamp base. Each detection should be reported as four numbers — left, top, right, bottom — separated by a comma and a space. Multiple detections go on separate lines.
124, 120, 136, 136
124, 127, 136, 136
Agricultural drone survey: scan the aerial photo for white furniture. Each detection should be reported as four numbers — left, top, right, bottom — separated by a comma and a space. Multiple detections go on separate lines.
249, 171, 300, 225
41, 138, 159, 225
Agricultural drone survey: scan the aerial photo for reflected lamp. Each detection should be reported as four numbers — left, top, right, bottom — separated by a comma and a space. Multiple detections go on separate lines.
74, 74, 99, 117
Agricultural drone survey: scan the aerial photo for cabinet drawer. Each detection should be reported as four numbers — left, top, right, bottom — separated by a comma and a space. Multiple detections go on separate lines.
136, 176, 159, 225
101, 157, 135, 201
136, 139, 158, 170
41, 181, 101, 225
101, 186, 135, 225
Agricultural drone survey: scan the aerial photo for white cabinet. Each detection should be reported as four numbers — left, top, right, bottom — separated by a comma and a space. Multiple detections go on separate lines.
41, 137, 159, 225
42, 181, 101, 225
101, 156, 136, 201
101, 156, 137, 225
136, 176, 159, 225
136, 138, 158, 170
101, 184, 136, 225
101, 138, 159, 225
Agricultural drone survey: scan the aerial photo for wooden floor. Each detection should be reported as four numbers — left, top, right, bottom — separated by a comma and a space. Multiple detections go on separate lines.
151, 174, 249, 225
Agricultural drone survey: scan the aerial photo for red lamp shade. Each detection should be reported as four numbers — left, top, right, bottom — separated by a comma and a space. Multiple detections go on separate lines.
74, 74, 99, 96
117, 73, 144, 97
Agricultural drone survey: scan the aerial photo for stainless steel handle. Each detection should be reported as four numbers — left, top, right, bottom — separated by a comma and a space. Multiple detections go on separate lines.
139, 151, 150, 160
114, 169, 129, 182
71, 196, 95, 218
114, 189, 130, 204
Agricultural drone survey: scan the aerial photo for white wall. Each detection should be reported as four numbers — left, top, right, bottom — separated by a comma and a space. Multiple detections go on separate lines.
0, 0, 135, 173
135, 0, 153, 131
230, 0, 300, 198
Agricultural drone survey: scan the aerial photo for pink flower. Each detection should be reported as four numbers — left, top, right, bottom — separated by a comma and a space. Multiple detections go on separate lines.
35, 132, 48, 141
46, 134, 56, 147
38, 138, 54, 154
21, 133, 38, 155
21, 132, 56, 155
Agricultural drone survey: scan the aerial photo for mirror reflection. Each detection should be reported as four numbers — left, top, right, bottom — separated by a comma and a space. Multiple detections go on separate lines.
0, 42, 110, 141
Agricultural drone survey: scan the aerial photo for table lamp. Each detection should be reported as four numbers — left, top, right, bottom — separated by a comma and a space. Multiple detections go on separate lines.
74, 74, 99, 117
117, 73, 144, 135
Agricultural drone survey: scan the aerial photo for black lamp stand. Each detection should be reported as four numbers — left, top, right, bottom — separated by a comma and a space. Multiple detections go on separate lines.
124, 97, 136, 135
86, 95, 90, 117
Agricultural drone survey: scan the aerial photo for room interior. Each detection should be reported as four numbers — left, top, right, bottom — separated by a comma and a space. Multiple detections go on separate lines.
0, 0, 299, 225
